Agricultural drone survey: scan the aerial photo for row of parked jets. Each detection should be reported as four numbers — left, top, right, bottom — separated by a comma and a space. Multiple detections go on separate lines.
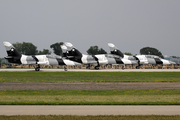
3, 41, 176, 71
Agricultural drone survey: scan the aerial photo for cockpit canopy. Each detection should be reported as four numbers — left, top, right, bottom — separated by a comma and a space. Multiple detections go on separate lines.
105, 54, 121, 59
145, 55, 161, 59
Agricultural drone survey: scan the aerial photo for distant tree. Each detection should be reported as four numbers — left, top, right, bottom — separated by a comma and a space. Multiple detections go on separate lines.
13, 42, 38, 55
170, 56, 180, 59
12, 42, 22, 53
87, 46, 98, 55
98, 48, 107, 54
50, 42, 63, 56
140, 47, 164, 58
37, 49, 51, 55
0, 58, 2, 63
86, 46, 107, 55
124, 52, 132, 56
171, 56, 177, 58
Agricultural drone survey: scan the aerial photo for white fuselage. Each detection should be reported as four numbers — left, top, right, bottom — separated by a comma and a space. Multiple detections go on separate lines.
81, 54, 108, 65
20, 54, 81, 66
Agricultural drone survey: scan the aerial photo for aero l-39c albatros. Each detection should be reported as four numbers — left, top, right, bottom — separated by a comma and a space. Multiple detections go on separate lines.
61, 42, 137, 70
108, 43, 176, 69
3, 41, 81, 71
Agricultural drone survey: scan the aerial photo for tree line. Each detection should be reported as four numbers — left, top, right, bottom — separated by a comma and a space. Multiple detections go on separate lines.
12, 42, 164, 58
12, 42, 63, 56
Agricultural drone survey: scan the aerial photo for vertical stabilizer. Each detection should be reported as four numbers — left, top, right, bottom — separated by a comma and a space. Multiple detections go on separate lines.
3, 41, 21, 64
64, 42, 82, 63
60, 45, 68, 57
64, 42, 82, 57
108, 43, 124, 58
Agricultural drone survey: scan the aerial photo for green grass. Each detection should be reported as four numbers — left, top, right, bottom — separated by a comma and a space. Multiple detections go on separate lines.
1, 89, 180, 95
0, 90, 180, 105
0, 71, 180, 82
0, 115, 180, 120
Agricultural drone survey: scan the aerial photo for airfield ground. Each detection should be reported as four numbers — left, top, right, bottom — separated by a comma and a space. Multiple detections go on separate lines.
0, 68, 180, 72
1, 82, 180, 90
0, 69, 180, 117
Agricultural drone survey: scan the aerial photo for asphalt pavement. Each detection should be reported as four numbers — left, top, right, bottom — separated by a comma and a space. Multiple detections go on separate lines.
0, 68, 180, 72
0, 105, 180, 115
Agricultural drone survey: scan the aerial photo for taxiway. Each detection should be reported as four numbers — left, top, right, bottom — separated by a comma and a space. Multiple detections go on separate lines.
0, 68, 180, 72
0, 105, 180, 115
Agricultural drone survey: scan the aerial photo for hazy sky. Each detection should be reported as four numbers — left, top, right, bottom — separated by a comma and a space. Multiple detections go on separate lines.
1, 0, 180, 58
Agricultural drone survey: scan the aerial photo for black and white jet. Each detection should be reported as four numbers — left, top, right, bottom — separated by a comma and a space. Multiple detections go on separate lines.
61, 42, 137, 70
108, 43, 176, 69
3, 41, 81, 71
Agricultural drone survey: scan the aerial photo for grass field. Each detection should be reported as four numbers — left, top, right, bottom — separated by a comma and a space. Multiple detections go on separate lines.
0, 90, 180, 105
0, 71, 180, 82
0, 115, 180, 120
1, 72, 180, 118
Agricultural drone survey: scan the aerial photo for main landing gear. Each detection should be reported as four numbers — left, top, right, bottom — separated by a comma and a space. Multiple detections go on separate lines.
122, 65, 125, 70
35, 65, 40, 71
86, 64, 91, 69
64, 66, 68, 71
86, 64, 100, 70
94, 66, 100, 70
136, 64, 141, 69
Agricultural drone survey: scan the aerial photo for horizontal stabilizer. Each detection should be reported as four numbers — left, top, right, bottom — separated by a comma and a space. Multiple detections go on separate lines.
4, 56, 13, 59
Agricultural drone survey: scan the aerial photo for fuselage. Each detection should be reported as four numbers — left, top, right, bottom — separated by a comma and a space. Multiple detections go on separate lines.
19, 54, 81, 66
80, 54, 138, 66
81, 54, 108, 65
108, 43, 176, 66
135, 55, 175, 65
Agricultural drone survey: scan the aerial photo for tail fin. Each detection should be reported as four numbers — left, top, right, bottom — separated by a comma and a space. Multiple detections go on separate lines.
108, 43, 124, 58
3, 41, 21, 64
60, 45, 68, 58
64, 42, 82, 57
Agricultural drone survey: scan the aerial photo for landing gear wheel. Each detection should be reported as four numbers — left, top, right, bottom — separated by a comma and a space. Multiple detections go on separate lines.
95, 66, 99, 70
35, 64, 40, 71
136, 66, 140, 69
122, 66, 125, 70
64, 66, 68, 71
35, 67, 40, 71
86, 65, 91, 69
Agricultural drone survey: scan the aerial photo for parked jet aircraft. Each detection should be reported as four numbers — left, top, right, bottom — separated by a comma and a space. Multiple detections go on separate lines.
61, 42, 137, 70
108, 43, 176, 69
3, 41, 81, 71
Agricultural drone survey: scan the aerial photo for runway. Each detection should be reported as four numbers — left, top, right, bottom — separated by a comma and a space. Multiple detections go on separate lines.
0, 68, 180, 72
0, 105, 180, 115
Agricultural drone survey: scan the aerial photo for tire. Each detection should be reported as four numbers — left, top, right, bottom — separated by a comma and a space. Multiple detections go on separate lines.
136, 66, 139, 69
35, 68, 40, 71
95, 66, 99, 70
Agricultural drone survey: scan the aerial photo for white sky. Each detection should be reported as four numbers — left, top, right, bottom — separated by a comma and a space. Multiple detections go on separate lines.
0, 0, 180, 57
